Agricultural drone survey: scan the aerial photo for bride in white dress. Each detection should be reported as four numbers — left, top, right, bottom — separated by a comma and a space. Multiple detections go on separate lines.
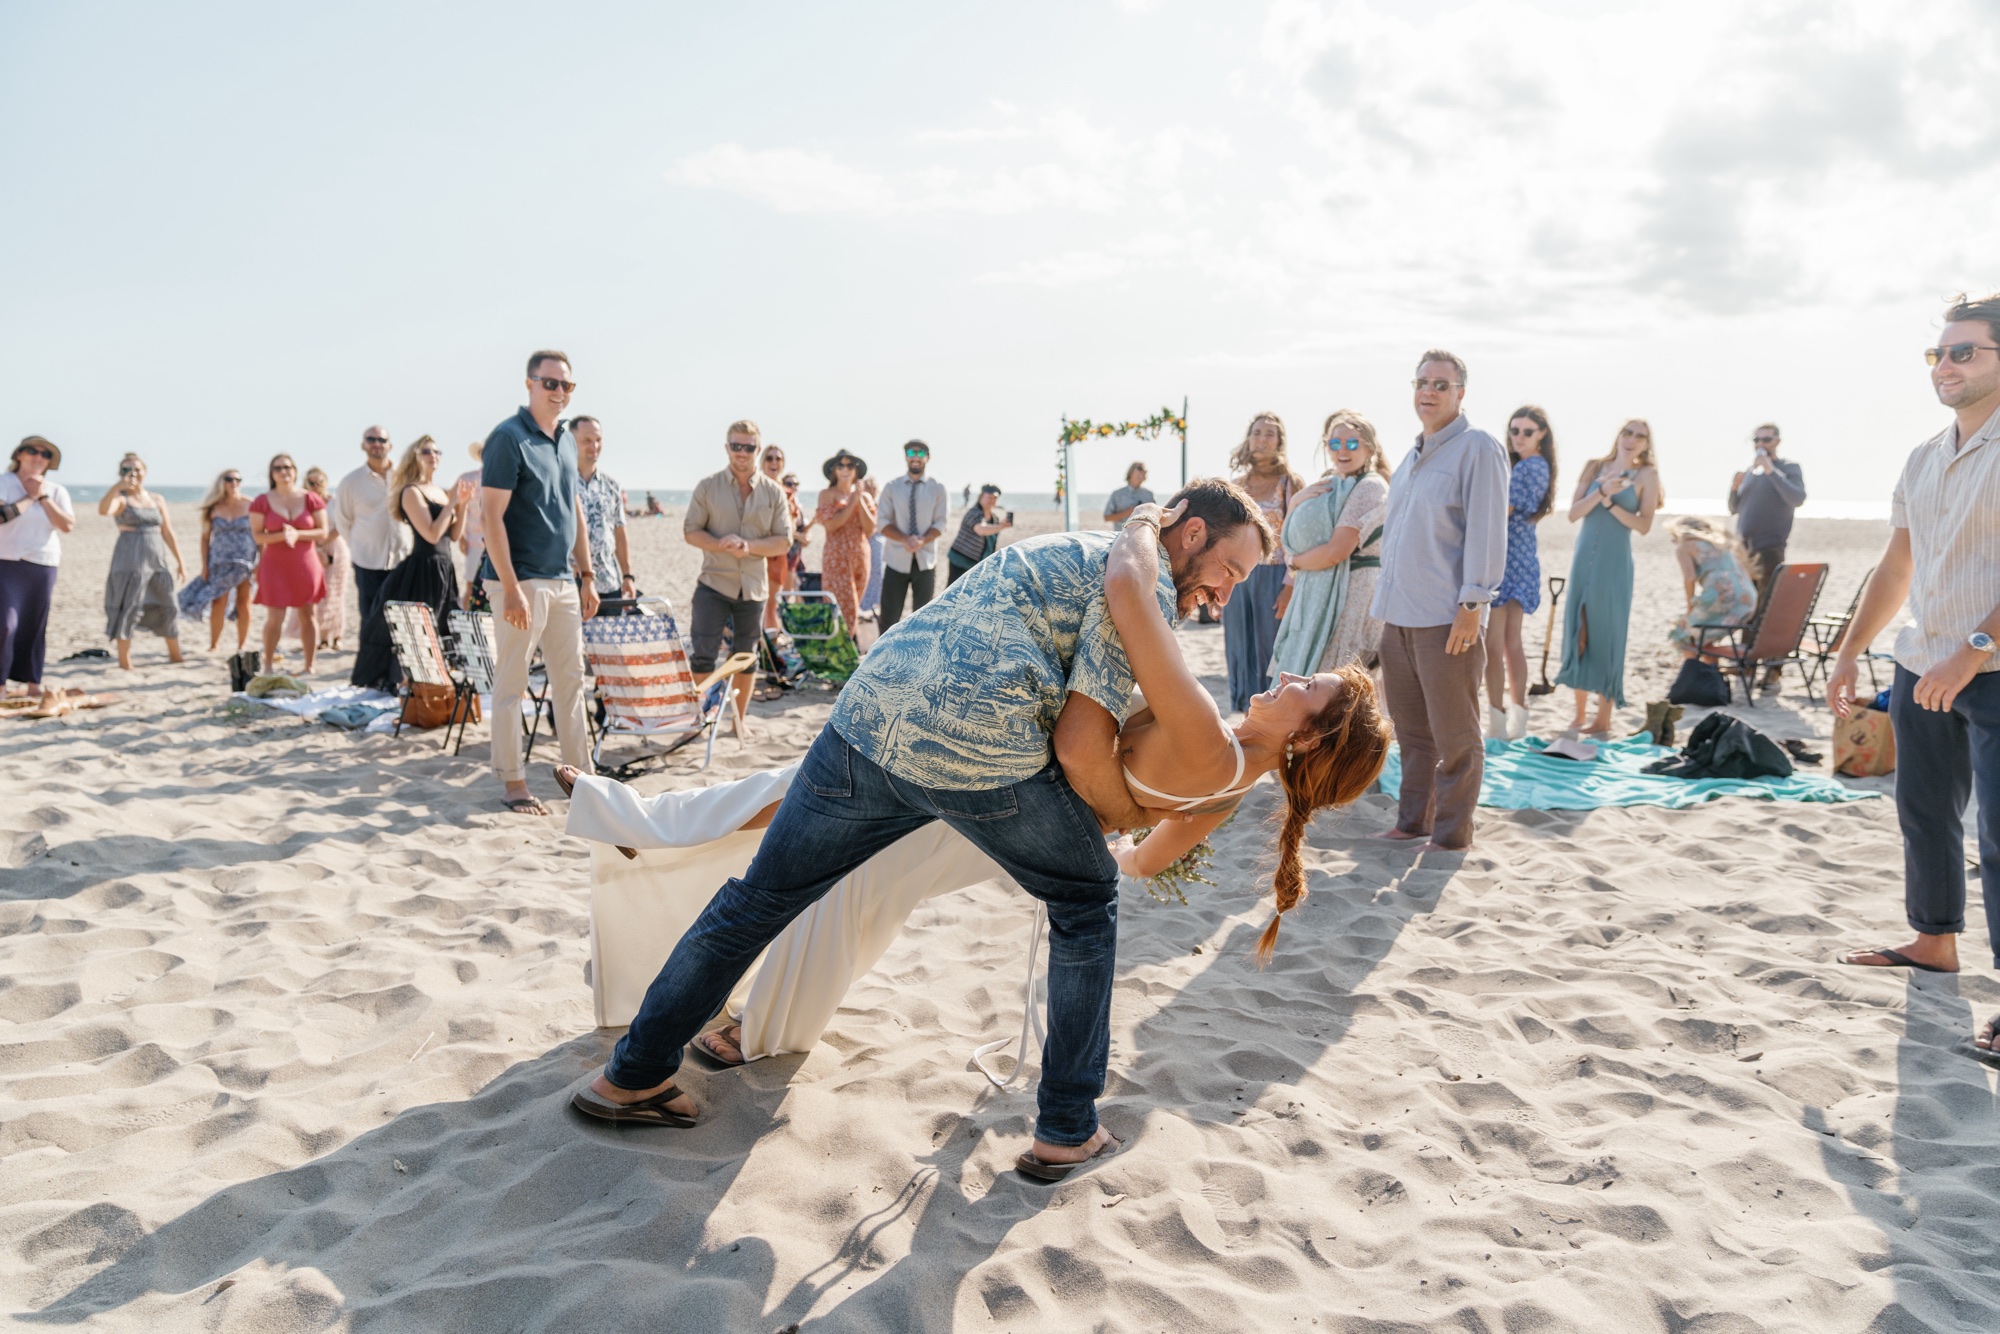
562, 500, 1392, 1068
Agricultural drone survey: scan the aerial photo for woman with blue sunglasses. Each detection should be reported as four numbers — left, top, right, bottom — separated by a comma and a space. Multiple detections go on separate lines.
1268, 410, 1391, 681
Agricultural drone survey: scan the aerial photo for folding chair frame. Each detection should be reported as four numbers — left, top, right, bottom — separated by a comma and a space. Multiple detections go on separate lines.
1801, 566, 1889, 700
1691, 562, 1828, 705
447, 608, 553, 759
381, 601, 476, 750
778, 589, 860, 685
582, 596, 757, 778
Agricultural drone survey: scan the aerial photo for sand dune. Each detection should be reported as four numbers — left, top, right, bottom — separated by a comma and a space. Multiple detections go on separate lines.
6, 503, 1999, 1330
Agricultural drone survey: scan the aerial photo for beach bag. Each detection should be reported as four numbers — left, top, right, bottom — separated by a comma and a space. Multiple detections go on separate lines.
399, 681, 468, 730
1832, 707, 1895, 777
1642, 712, 1792, 780
1668, 658, 1730, 707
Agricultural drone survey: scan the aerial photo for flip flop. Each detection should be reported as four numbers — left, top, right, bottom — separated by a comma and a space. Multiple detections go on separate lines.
550, 765, 637, 859
1974, 1015, 2000, 1065
1839, 947, 1957, 974
570, 1082, 697, 1128
1015, 1131, 1121, 1183
689, 1027, 747, 1069
501, 795, 551, 817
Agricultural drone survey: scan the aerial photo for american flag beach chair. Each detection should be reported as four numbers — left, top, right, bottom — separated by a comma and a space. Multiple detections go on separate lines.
580, 597, 757, 776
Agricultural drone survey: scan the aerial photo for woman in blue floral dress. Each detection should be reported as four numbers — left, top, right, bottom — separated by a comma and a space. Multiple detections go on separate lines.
1485, 406, 1557, 739
1665, 516, 1758, 659
177, 469, 258, 653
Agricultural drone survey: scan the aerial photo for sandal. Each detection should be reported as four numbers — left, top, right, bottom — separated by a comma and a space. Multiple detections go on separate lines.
690, 1025, 747, 1069
1974, 1014, 2000, 1065
570, 1082, 697, 1128
1015, 1131, 1121, 1183
502, 795, 551, 817
1839, 946, 1956, 974
551, 765, 637, 859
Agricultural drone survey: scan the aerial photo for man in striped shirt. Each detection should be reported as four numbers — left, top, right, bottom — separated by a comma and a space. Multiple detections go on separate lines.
1831, 295, 2000, 1039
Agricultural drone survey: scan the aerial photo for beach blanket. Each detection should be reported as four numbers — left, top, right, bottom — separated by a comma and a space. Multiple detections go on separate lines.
233, 685, 400, 733
1379, 736, 1875, 811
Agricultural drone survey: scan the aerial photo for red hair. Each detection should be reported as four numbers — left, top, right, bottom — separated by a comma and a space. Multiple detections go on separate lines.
1257, 663, 1393, 963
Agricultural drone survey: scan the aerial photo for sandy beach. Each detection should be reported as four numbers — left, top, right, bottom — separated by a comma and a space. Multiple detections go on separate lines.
5, 502, 1998, 1331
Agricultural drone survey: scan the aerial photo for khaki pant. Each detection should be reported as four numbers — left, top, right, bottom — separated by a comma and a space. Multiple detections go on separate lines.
485, 577, 592, 784
1380, 622, 1486, 849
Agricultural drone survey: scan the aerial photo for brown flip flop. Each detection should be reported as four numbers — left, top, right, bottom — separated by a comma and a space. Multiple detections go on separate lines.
551, 765, 637, 859
570, 1082, 697, 1128
1840, 947, 1956, 974
1015, 1131, 1121, 1183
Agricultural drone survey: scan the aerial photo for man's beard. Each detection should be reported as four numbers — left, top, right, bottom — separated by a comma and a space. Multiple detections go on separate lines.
1169, 550, 1209, 620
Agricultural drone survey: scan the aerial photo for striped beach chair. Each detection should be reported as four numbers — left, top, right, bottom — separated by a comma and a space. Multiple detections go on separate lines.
381, 601, 475, 748
447, 608, 551, 760
580, 597, 756, 775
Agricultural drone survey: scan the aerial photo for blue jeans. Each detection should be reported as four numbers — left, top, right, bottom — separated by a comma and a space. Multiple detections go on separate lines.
605, 725, 1121, 1146
1890, 665, 2000, 964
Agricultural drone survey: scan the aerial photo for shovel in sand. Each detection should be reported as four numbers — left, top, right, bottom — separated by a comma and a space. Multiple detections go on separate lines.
1528, 575, 1566, 697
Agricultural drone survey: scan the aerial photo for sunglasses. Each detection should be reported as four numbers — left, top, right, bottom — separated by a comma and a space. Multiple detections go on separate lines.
273, 464, 297, 473
1507, 425, 1540, 437
1620, 430, 1650, 440
1326, 437, 1366, 451
1752, 435, 1777, 445
119, 466, 140, 475
727, 442, 758, 454
364, 435, 389, 444
1923, 343, 2000, 367
417, 448, 441, 457
783, 480, 799, 488
222, 474, 243, 483
1412, 378, 1461, 393
533, 376, 576, 393
904, 448, 929, 458
18, 447, 52, 460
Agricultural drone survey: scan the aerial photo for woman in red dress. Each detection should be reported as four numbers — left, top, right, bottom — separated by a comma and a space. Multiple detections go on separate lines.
250, 453, 329, 674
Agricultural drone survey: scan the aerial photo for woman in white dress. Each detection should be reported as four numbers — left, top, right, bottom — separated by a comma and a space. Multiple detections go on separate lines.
560, 500, 1393, 1067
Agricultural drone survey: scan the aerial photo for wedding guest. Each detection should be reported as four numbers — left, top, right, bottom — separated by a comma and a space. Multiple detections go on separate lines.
760, 444, 799, 632
814, 450, 875, 634
0, 437, 75, 698
876, 439, 949, 632
1555, 420, 1662, 735
1372, 351, 1509, 851
249, 453, 329, 675
1224, 412, 1302, 712
177, 469, 256, 654
334, 425, 411, 635
454, 442, 486, 611
482, 350, 598, 815
1103, 461, 1155, 524
859, 476, 884, 620
1269, 410, 1390, 679
781, 472, 809, 612
682, 419, 788, 726
574, 416, 633, 610
304, 467, 351, 649
1662, 516, 1757, 660
1831, 294, 2000, 1005
948, 484, 1013, 585
98, 453, 185, 670
352, 436, 465, 690
1728, 422, 1806, 594
1484, 406, 1558, 740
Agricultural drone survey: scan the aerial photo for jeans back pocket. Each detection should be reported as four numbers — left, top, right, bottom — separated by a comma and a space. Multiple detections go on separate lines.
798, 729, 854, 798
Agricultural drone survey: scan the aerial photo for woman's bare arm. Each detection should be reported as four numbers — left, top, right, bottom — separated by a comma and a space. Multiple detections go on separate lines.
1114, 806, 1234, 880
1104, 515, 1226, 746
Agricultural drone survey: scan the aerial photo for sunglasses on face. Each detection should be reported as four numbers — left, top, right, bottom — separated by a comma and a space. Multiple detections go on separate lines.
1326, 437, 1365, 451
273, 464, 296, 473
119, 467, 139, 475
18, 447, 52, 460
1924, 343, 2000, 367
364, 435, 388, 445
1620, 430, 1649, 440
533, 376, 576, 393
904, 449, 928, 459
783, 480, 798, 489
1753, 435, 1777, 444
222, 474, 242, 483
1412, 378, 1461, 393
727, 442, 758, 454
1508, 425, 1539, 437
418, 448, 441, 457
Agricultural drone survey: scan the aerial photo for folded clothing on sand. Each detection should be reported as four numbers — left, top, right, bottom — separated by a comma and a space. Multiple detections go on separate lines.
1379, 736, 1874, 812
233, 684, 400, 732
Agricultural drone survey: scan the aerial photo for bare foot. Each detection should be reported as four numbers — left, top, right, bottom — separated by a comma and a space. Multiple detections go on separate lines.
587, 1073, 698, 1119
1975, 1014, 2000, 1055
1029, 1123, 1118, 1166
1373, 827, 1426, 842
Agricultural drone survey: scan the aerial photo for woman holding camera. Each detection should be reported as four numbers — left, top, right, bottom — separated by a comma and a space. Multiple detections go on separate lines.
99, 452, 186, 670
947, 484, 1012, 585
0, 437, 76, 696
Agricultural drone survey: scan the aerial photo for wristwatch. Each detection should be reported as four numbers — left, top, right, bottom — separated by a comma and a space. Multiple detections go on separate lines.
1459, 601, 1483, 611
1972, 631, 1997, 655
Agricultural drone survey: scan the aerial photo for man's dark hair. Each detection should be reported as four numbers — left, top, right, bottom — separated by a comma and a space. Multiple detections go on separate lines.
1945, 292, 2000, 347
1415, 348, 1468, 384
526, 349, 571, 378
1166, 477, 1274, 557
570, 414, 600, 432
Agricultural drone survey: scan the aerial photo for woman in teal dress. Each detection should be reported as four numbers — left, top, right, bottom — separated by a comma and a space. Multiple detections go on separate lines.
1555, 419, 1661, 735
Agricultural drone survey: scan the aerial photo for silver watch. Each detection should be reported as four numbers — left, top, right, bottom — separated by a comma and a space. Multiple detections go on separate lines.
1972, 631, 1997, 655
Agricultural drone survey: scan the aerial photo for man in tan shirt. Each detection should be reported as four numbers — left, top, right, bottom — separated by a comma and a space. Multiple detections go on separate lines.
1831, 295, 2000, 1056
683, 419, 791, 720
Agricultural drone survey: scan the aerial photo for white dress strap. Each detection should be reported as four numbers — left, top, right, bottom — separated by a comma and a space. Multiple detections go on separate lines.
1121, 731, 1254, 812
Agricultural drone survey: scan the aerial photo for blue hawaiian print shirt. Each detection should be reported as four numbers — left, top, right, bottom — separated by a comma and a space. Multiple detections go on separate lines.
829, 531, 1177, 790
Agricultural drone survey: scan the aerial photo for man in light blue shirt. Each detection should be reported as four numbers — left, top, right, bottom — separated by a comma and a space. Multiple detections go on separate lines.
573, 480, 1272, 1180
1371, 349, 1509, 851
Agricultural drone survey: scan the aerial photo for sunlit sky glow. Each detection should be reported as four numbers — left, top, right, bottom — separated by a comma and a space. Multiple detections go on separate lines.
6, 0, 1997, 504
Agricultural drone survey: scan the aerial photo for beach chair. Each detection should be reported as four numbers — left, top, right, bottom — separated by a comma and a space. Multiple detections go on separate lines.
447, 608, 553, 760
580, 596, 757, 775
1691, 562, 1828, 705
778, 590, 860, 684
1802, 566, 1892, 699
381, 601, 476, 748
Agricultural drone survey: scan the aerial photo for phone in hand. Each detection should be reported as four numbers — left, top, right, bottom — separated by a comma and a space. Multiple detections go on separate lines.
1005, 510, 1015, 524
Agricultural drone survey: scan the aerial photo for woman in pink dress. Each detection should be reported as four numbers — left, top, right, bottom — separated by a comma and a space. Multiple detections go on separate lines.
250, 453, 329, 674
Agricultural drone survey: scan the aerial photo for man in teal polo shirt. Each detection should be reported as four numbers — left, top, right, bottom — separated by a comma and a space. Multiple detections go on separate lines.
480, 349, 600, 816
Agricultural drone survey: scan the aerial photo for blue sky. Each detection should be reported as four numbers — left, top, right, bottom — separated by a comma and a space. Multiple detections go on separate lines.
5, 0, 1996, 503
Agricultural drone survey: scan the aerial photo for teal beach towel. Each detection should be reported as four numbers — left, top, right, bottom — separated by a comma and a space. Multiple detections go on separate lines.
1379, 736, 1877, 811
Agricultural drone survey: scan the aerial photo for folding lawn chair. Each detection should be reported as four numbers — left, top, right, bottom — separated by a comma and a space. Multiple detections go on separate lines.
381, 601, 475, 748
580, 596, 757, 775
447, 608, 553, 760
778, 590, 860, 684
1802, 566, 1893, 699
1691, 562, 1827, 704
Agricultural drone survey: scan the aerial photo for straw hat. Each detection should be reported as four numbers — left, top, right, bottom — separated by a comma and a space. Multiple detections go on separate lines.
822, 450, 867, 482
13, 436, 60, 471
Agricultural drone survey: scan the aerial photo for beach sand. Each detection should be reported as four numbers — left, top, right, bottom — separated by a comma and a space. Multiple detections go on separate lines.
6, 502, 1999, 1331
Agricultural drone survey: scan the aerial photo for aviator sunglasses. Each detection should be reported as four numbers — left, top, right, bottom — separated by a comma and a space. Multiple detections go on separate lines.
533, 375, 577, 393
1326, 437, 1366, 451
1411, 377, 1462, 393
1924, 342, 2000, 367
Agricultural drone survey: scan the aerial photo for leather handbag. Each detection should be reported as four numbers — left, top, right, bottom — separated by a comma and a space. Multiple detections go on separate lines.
400, 681, 471, 730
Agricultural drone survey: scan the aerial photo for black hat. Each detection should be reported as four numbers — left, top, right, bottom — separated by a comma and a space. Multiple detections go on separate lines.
822, 450, 867, 482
